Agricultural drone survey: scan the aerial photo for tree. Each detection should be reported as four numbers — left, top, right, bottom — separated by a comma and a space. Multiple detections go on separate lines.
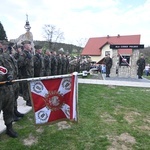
42, 24, 64, 50
0, 22, 8, 41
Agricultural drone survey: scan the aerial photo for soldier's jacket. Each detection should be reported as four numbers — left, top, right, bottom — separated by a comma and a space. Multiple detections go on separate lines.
51, 55, 58, 75
17, 50, 34, 78
34, 53, 44, 77
61, 55, 67, 74
44, 54, 51, 76
137, 58, 145, 70
56, 55, 62, 75
104, 57, 112, 67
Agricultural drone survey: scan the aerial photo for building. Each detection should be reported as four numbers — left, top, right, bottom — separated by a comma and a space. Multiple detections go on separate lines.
81, 34, 142, 78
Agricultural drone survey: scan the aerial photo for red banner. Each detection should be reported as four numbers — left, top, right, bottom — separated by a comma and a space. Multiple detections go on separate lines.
29, 73, 78, 125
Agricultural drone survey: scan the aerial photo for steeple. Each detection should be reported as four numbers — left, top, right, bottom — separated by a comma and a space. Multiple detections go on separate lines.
24, 14, 31, 31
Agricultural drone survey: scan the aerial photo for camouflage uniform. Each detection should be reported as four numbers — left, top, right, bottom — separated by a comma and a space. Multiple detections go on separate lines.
34, 53, 44, 77
57, 53, 62, 75
0, 51, 18, 137
66, 55, 70, 74
51, 52, 58, 75
61, 54, 67, 74
17, 46, 34, 106
44, 52, 51, 76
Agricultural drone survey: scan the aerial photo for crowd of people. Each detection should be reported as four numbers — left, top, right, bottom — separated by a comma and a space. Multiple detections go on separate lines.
0, 39, 92, 138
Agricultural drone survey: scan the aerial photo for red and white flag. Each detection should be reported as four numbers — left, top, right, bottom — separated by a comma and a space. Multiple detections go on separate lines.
29, 72, 78, 125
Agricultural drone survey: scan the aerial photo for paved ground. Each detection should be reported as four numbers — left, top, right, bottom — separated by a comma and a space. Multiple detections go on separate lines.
1, 73, 150, 135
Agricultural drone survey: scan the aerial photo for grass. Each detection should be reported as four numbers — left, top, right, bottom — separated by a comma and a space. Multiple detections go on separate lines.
0, 84, 150, 150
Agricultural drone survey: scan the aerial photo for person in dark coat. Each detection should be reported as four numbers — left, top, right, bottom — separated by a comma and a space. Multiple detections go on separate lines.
104, 54, 112, 77
137, 54, 145, 79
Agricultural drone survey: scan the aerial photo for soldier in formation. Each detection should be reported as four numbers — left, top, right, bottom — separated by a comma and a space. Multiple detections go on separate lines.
0, 40, 18, 138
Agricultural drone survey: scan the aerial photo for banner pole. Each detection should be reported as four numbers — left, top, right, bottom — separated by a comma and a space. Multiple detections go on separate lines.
0, 72, 88, 85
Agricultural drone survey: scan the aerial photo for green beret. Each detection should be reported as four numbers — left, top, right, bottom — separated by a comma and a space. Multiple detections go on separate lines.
21, 40, 31, 45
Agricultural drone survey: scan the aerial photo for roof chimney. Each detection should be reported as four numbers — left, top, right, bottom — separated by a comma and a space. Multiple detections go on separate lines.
117, 34, 120, 37
107, 35, 109, 38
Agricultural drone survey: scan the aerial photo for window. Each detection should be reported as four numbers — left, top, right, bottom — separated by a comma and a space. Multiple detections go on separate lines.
119, 55, 130, 66
105, 51, 110, 56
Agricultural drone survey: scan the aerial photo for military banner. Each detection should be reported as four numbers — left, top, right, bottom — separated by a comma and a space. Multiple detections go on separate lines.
29, 72, 78, 125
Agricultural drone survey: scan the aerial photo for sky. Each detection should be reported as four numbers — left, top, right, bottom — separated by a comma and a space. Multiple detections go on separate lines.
0, 0, 150, 47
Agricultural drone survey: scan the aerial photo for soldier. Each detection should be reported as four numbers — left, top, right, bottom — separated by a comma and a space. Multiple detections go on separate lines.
44, 49, 51, 76
104, 54, 112, 77
17, 40, 34, 106
51, 51, 58, 75
137, 53, 145, 79
0, 41, 18, 138
66, 53, 70, 74
34, 45, 44, 77
61, 53, 67, 74
57, 52, 62, 75
4, 42, 24, 121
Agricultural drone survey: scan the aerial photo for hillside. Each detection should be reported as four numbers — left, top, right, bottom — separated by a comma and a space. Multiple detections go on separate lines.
34, 40, 83, 55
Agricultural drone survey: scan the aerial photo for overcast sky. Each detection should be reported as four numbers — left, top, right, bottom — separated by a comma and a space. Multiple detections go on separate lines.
0, 0, 150, 47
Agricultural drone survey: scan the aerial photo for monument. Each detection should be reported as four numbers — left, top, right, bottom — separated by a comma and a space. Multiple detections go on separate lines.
110, 44, 144, 78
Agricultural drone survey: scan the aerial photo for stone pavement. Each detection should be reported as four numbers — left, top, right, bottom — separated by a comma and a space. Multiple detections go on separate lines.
1, 74, 150, 135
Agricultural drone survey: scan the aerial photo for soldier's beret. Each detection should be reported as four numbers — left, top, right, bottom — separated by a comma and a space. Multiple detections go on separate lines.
21, 40, 31, 45
34, 45, 42, 50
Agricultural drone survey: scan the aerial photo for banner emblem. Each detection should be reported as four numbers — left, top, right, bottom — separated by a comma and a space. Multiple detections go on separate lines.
38, 111, 48, 121
33, 82, 44, 93
44, 91, 64, 111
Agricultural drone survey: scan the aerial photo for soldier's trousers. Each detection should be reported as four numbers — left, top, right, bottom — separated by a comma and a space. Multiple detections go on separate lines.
0, 85, 14, 125
22, 81, 30, 102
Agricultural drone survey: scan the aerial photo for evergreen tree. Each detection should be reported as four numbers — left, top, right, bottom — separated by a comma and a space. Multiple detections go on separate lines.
0, 22, 8, 41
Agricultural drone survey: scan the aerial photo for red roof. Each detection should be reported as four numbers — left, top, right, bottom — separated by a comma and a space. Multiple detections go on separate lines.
81, 35, 141, 55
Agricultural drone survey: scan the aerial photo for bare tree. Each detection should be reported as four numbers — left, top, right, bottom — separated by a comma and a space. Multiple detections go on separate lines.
76, 38, 88, 54
43, 24, 64, 50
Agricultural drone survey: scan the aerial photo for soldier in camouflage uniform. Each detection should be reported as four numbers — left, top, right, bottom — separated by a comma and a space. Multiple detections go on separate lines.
61, 53, 67, 74
0, 41, 18, 138
66, 54, 70, 74
17, 40, 34, 106
51, 51, 58, 75
33, 45, 45, 77
4, 42, 24, 121
57, 52, 62, 75
44, 49, 51, 76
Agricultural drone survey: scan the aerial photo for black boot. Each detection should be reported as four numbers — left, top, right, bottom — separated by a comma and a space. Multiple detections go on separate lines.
6, 122, 18, 138
14, 107, 24, 118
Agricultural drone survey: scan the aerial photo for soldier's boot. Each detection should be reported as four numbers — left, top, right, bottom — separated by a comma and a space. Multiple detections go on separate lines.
14, 107, 24, 118
6, 122, 18, 138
